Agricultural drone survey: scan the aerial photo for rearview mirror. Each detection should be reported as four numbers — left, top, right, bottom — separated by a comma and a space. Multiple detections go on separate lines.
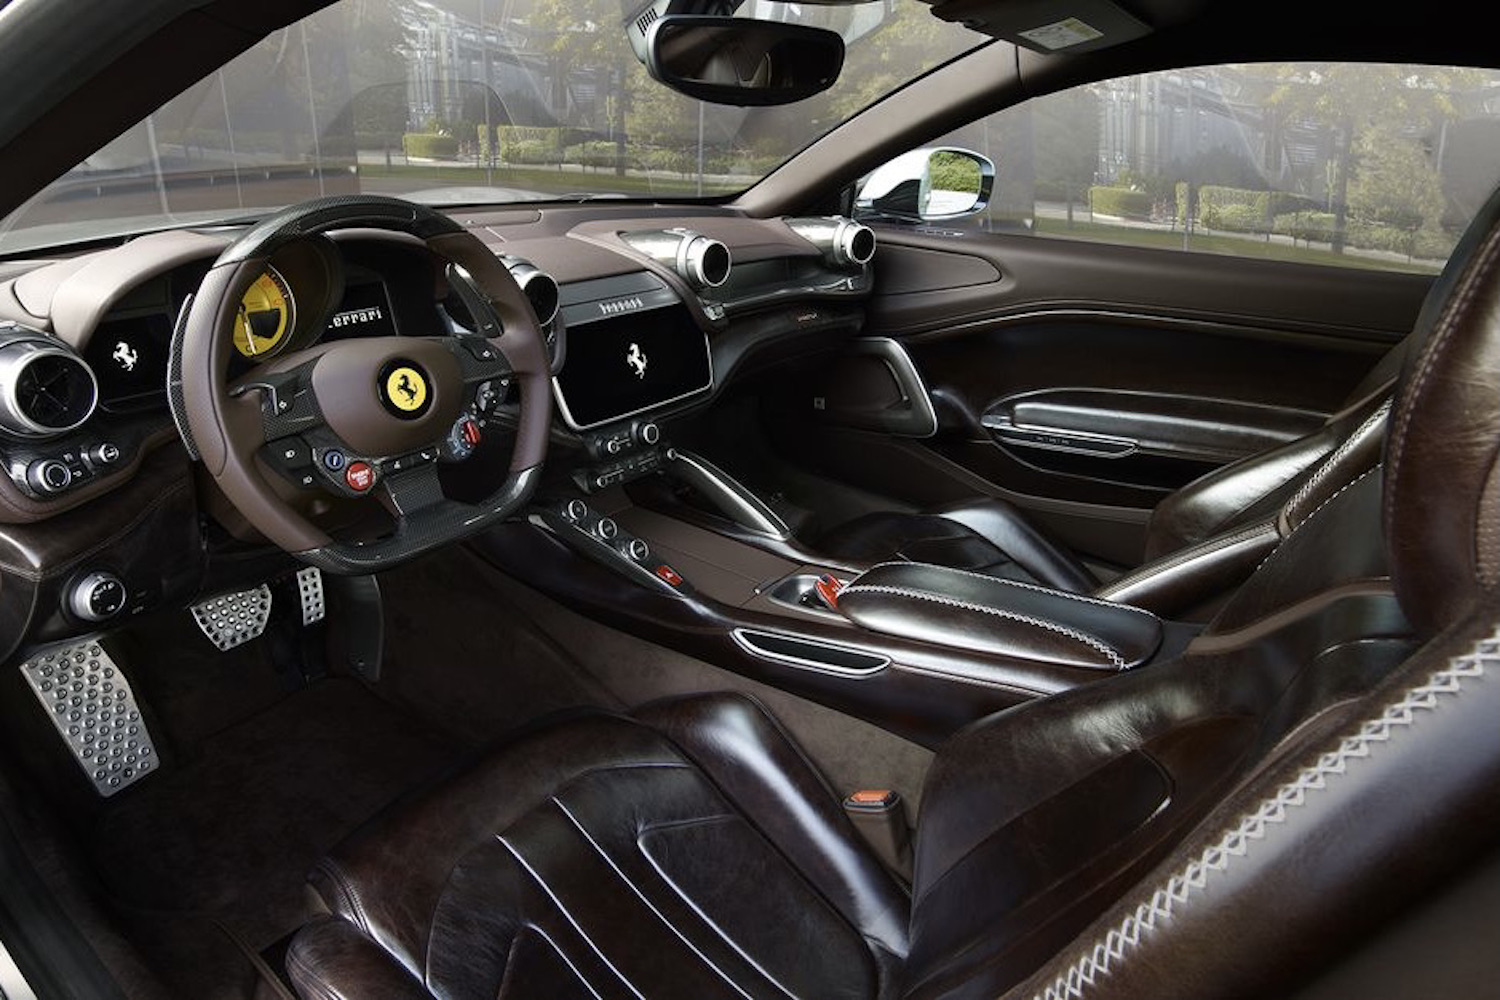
645, 16, 845, 107
855, 148, 996, 222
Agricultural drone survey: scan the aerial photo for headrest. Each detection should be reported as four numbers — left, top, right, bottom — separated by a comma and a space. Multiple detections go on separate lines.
1384, 183, 1500, 634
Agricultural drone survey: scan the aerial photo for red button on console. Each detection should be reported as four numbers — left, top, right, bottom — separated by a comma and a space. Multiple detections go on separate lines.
345, 461, 375, 493
655, 565, 683, 586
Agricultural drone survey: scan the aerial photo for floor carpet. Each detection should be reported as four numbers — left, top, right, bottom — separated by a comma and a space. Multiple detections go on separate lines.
91, 679, 459, 998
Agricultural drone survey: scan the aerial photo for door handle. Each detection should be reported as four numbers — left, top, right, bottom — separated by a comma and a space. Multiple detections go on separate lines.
981, 415, 1137, 458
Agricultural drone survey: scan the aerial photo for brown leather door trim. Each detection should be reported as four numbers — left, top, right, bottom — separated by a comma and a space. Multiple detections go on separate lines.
866, 229, 1429, 344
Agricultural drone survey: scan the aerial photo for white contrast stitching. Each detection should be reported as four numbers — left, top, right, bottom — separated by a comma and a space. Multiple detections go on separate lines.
1253, 466, 1382, 575
1285, 398, 1391, 522
1030, 625, 1498, 1000
1387, 225, 1500, 530
1096, 520, 1278, 598
861, 561, 1159, 622
839, 583, 1128, 669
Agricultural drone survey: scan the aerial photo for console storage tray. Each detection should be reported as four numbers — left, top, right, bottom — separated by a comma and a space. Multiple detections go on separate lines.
836, 562, 1161, 670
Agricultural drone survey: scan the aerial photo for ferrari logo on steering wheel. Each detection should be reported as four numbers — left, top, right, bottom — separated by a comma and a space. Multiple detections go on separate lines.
380, 362, 431, 418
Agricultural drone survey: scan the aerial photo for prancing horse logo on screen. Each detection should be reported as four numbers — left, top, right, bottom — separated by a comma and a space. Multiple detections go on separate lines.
626, 342, 648, 379
112, 341, 139, 372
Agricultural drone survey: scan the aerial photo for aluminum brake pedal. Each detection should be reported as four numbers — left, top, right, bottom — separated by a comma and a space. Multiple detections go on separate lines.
190, 585, 272, 651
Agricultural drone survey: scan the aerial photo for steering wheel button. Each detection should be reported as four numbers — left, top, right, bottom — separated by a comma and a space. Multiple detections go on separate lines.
276, 439, 312, 467
461, 339, 499, 362
322, 450, 347, 472
345, 462, 375, 493
461, 419, 483, 448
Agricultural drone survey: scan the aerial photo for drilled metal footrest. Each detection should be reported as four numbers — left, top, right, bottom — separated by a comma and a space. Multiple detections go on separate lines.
20, 640, 158, 797
191, 585, 272, 651
296, 567, 325, 625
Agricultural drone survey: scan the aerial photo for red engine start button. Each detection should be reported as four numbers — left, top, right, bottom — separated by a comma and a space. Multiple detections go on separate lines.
345, 461, 375, 493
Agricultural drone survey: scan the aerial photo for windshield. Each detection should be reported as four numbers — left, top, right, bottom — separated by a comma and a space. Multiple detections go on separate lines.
0, 0, 979, 254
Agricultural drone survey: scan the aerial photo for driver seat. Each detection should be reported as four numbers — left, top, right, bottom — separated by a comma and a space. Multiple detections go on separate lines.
285, 186, 1500, 998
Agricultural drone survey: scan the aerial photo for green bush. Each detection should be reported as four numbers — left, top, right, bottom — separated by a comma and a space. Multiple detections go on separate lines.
567, 141, 625, 169
1088, 186, 1152, 219
503, 139, 562, 165
640, 147, 693, 175
498, 126, 564, 164
1411, 228, 1459, 261
1345, 221, 1455, 260
1274, 211, 1339, 245
1196, 186, 1316, 231
1198, 185, 1266, 226
1204, 202, 1268, 233
401, 133, 458, 159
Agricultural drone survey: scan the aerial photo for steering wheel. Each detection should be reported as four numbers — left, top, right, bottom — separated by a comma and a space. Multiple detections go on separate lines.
176, 196, 551, 573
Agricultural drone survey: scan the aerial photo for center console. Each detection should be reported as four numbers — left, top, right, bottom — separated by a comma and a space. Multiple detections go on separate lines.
478, 417, 1191, 746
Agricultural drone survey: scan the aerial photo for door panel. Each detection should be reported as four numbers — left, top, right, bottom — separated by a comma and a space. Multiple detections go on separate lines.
783, 229, 1432, 568
982, 388, 1325, 491
866, 229, 1431, 341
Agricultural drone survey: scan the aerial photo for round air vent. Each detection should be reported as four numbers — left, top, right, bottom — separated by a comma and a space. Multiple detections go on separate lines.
502, 257, 561, 327
0, 338, 99, 436
785, 217, 877, 268
682, 235, 731, 288
620, 229, 732, 290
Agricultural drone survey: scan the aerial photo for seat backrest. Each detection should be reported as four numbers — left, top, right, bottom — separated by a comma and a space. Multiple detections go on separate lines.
901, 185, 1500, 1000
1005, 183, 1500, 1000
1142, 181, 1500, 563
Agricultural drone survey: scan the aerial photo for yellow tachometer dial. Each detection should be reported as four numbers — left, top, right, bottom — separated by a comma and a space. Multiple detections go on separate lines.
232, 268, 295, 359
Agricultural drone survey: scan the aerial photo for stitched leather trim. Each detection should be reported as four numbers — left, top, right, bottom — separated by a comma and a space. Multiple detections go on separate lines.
839, 583, 1127, 669
862, 562, 1158, 622
313, 859, 372, 935
1478, 455, 1500, 587
1030, 624, 1497, 1000
497, 837, 646, 998
1094, 519, 1277, 600
1386, 221, 1500, 539
551, 799, 764, 999
1253, 466, 1382, 576
1281, 398, 1391, 531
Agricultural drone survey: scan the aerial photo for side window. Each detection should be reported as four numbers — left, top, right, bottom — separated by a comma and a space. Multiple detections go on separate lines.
935, 64, 1500, 274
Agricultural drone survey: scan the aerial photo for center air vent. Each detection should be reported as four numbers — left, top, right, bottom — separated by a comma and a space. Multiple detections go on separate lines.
0, 336, 98, 437
620, 228, 731, 290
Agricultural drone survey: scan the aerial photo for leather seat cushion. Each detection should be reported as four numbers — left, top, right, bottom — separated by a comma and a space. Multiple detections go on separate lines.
287, 695, 908, 1000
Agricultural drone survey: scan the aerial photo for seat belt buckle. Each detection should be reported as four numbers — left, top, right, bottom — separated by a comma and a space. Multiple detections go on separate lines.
843, 789, 912, 882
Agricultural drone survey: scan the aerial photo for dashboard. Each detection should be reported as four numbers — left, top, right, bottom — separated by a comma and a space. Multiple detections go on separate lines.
0, 204, 876, 659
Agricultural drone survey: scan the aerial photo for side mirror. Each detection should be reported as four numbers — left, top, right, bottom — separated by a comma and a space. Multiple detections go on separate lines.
855, 148, 995, 222
645, 15, 845, 108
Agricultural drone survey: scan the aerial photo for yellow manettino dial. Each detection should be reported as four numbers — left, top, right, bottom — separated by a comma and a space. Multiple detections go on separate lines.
232, 268, 295, 359
384, 366, 428, 413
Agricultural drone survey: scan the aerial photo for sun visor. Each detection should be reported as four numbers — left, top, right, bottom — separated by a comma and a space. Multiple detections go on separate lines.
922, 0, 1151, 54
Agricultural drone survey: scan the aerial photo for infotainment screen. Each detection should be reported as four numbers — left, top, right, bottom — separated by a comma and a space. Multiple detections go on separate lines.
85, 313, 172, 410
553, 304, 712, 429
